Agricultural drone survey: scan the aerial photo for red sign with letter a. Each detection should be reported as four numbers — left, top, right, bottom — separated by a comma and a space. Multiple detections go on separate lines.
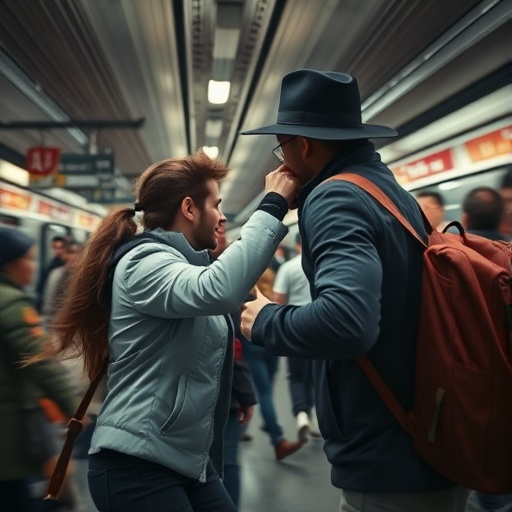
26, 147, 61, 176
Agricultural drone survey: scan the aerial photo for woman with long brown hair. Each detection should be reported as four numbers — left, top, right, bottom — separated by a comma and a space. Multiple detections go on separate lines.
34, 150, 299, 511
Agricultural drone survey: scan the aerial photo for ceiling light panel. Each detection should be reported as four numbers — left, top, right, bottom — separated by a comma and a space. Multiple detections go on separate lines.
206, 119, 224, 138
208, 80, 231, 104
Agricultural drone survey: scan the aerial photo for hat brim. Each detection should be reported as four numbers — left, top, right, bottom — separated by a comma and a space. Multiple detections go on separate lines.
240, 123, 397, 140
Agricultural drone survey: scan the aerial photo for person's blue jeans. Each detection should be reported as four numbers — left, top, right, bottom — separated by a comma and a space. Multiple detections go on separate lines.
242, 341, 284, 446
223, 410, 241, 509
287, 357, 315, 416
88, 449, 236, 512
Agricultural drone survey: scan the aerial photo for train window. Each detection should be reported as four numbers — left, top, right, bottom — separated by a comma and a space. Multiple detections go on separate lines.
40, 224, 70, 270
0, 213, 20, 226
70, 228, 91, 244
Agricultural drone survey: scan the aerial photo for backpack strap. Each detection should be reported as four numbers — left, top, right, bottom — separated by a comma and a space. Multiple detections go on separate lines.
323, 172, 428, 436
324, 173, 428, 248
45, 232, 161, 500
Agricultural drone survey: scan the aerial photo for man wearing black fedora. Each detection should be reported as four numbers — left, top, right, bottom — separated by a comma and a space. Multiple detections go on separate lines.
240, 70, 468, 511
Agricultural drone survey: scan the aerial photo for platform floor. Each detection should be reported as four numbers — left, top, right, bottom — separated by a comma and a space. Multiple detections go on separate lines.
239, 357, 340, 512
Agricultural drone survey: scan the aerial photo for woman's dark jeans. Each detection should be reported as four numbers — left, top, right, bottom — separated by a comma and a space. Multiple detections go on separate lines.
0, 479, 35, 512
88, 449, 236, 512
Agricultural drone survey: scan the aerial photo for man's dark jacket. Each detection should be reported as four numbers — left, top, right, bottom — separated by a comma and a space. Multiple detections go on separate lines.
252, 141, 454, 492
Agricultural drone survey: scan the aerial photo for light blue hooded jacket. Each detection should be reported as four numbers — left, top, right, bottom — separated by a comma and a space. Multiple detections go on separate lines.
90, 210, 287, 481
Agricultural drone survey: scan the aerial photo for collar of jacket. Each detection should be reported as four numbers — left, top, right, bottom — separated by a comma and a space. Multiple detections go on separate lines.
298, 140, 380, 207
146, 228, 211, 266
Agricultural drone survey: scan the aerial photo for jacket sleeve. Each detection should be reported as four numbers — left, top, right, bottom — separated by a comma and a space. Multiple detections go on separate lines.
252, 182, 383, 359
2, 296, 77, 416
123, 210, 288, 318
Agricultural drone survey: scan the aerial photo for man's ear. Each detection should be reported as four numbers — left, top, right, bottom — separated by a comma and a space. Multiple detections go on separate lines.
180, 196, 196, 222
301, 136, 311, 159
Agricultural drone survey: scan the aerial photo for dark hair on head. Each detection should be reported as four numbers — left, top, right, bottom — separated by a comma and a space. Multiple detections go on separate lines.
500, 167, 512, 189
415, 190, 445, 207
26, 149, 229, 380
462, 186, 504, 231
64, 240, 82, 254
137, 150, 229, 230
52, 235, 65, 243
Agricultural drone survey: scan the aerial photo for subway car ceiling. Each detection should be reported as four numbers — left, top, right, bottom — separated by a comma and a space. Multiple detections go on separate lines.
0, 0, 510, 230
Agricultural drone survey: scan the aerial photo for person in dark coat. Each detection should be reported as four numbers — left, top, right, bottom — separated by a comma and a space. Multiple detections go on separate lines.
0, 227, 77, 512
461, 186, 507, 241
240, 69, 469, 511
35, 235, 66, 311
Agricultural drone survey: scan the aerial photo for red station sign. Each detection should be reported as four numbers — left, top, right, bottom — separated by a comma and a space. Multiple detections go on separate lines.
392, 149, 454, 185
26, 147, 61, 176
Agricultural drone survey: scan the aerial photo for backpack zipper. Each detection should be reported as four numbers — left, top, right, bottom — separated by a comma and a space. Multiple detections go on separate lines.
428, 388, 445, 442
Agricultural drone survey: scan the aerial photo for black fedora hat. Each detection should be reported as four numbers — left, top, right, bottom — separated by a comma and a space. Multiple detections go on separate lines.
241, 69, 397, 140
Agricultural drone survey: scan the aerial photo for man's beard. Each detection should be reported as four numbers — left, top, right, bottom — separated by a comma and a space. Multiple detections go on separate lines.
194, 213, 217, 251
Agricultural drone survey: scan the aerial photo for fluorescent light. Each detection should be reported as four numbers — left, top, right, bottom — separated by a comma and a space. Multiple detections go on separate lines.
202, 146, 219, 159
0, 160, 29, 186
208, 80, 231, 104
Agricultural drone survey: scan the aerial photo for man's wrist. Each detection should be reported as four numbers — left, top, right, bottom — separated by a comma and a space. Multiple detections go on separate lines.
256, 192, 288, 221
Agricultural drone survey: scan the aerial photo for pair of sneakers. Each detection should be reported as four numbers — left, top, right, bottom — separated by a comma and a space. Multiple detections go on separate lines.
297, 410, 321, 443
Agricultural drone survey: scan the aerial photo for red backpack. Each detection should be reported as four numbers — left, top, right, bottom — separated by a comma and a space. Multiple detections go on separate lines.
327, 173, 512, 493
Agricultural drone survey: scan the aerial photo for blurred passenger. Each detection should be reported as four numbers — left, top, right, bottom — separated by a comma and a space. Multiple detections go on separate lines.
254, 265, 277, 299
241, 69, 469, 511
269, 244, 289, 273
415, 190, 448, 231
35, 235, 66, 311
272, 232, 320, 442
241, 265, 305, 461
26, 150, 299, 512
42, 240, 83, 324
461, 186, 505, 240
0, 227, 77, 512
41, 239, 99, 511
498, 167, 512, 240
209, 226, 257, 510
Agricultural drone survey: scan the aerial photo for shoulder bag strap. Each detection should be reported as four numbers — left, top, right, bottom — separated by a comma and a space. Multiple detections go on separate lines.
45, 358, 108, 500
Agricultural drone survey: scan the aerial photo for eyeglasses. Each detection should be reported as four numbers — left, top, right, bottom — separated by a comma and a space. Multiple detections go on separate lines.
272, 136, 296, 164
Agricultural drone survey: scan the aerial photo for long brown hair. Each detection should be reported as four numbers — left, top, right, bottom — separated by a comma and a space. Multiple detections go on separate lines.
30, 150, 229, 379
